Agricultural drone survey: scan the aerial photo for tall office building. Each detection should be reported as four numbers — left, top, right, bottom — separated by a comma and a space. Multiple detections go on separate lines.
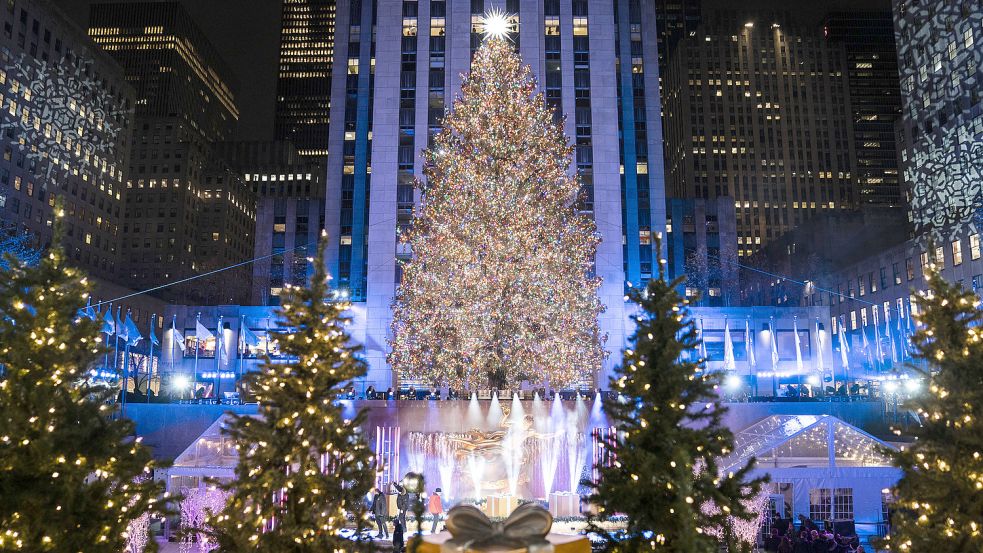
324, 0, 667, 387
1, 0, 133, 282
894, 0, 983, 242
663, 11, 858, 256
89, 2, 246, 304
213, 140, 325, 306
196, 162, 256, 305
665, 197, 739, 306
823, 12, 903, 208
654, 0, 701, 68
274, 0, 335, 160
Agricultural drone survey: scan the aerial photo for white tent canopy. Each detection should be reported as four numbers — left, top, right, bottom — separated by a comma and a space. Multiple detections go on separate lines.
722, 414, 894, 471
167, 414, 246, 490
722, 415, 902, 540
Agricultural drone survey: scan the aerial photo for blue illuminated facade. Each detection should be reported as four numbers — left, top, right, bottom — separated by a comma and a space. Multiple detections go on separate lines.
323, 0, 667, 389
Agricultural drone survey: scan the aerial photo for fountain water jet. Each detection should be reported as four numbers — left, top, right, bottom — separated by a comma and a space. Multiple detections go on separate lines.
504, 393, 527, 496
467, 453, 486, 500
538, 395, 565, 496
487, 392, 503, 427
466, 392, 482, 429
566, 395, 589, 492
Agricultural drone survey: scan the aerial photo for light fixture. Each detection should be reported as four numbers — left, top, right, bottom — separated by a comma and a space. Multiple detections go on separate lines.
482, 9, 511, 39
725, 374, 743, 391
744, 21, 755, 28
172, 375, 190, 391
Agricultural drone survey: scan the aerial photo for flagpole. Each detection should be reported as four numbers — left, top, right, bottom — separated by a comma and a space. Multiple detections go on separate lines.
148, 314, 156, 402
171, 314, 178, 398
238, 314, 245, 397
103, 302, 112, 371
770, 316, 778, 397
194, 312, 201, 398
121, 309, 131, 418
113, 306, 121, 400
215, 315, 223, 400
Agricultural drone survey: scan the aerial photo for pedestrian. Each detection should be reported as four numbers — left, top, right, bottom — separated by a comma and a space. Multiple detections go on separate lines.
370, 487, 389, 539
793, 530, 812, 553
394, 482, 408, 527
392, 518, 405, 553
428, 487, 444, 534
778, 536, 794, 553
764, 528, 781, 552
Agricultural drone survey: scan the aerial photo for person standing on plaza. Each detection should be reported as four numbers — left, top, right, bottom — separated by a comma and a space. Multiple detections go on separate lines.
392, 518, 405, 553
394, 482, 408, 527
370, 486, 389, 539
428, 487, 444, 534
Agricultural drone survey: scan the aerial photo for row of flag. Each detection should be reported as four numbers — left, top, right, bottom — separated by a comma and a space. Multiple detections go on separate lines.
77, 303, 267, 355
77, 300, 158, 348
702, 313, 913, 374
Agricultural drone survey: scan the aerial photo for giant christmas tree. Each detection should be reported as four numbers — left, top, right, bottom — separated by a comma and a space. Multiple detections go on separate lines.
389, 32, 605, 391
877, 270, 983, 553
210, 233, 375, 551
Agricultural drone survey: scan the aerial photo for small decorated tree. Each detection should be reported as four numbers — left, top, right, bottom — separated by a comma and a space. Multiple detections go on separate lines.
877, 270, 983, 553
586, 249, 765, 552
0, 211, 164, 552
210, 232, 375, 551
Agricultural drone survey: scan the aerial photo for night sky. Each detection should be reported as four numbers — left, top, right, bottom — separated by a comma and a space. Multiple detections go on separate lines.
52, 0, 891, 142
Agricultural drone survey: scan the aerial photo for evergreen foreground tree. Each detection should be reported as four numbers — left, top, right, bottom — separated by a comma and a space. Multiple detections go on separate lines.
211, 233, 375, 552
388, 35, 605, 391
587, 259, 765, 552
0, 215, 163, 552
877, 271, 983, 553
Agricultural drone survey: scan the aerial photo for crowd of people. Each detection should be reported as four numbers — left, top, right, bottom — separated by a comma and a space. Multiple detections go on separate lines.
762, 526, 865, 553
367, 480, 444, 552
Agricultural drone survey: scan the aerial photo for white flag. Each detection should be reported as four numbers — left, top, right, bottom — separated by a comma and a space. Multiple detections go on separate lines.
745, 319, 756, 369
699, 319, 708, 361
815, 319, 824, 374
101, 305, 116, 335
123, 312, 143, 346
770, 321, 779, 369
793, 319, 804, 372
196, 320, 214, 341
240, 324, 261, 347
838, 316, 850, 370
723, 319, 736, 371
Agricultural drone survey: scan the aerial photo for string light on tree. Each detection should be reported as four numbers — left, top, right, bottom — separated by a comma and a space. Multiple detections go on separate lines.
586, 243, 766, 552
875, 267, 983, 553
209, 232, 375, 552
0, 204, 165, 552
388, 35, 606, 391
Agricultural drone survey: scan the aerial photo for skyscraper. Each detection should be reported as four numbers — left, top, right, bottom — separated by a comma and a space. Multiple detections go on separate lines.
1, 0, 133, 282
213, 140, 325, 306
654, 0, 701, 69
894, 0, 983, 243
274, 0, 335, 160
823, 11, 903, 208
663, 11, 858, 255
89, 2, 247, 304
323, 0, 667, 388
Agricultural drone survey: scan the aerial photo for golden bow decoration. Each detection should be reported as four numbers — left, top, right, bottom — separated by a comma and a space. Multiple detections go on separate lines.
444, 502, 554, 552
